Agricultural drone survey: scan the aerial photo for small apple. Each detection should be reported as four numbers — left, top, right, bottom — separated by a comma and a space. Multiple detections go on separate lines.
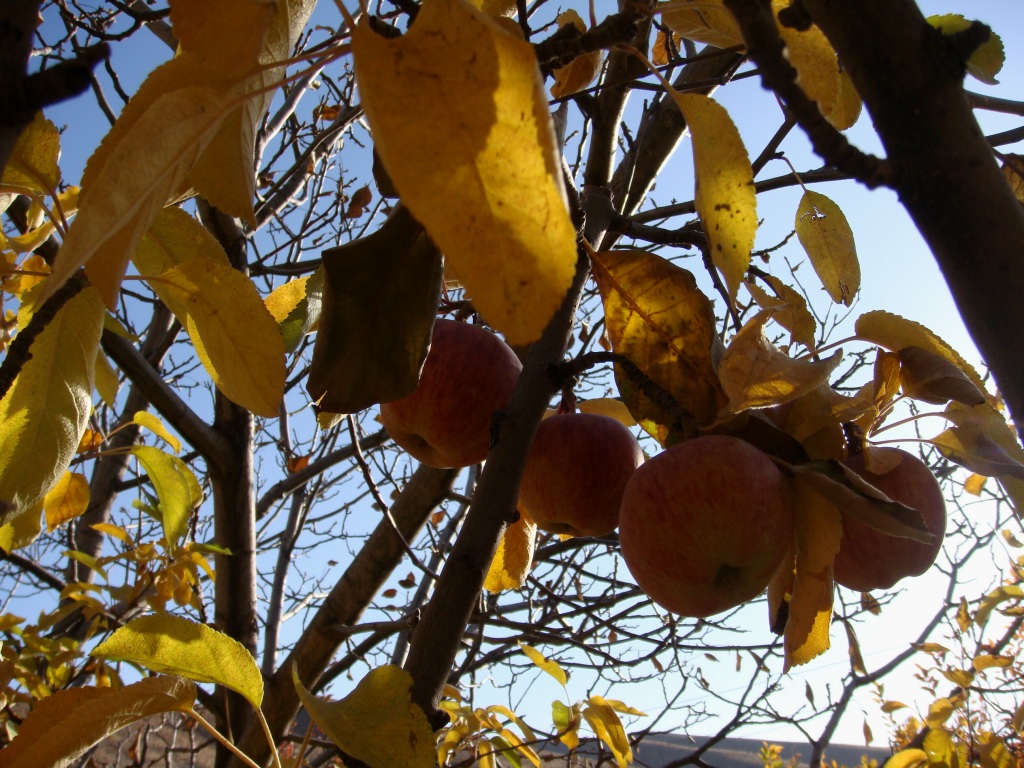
618, 435, 794, 618
834, 447, 946, 592
380, 319, 522, 468
518, 413, 645, 537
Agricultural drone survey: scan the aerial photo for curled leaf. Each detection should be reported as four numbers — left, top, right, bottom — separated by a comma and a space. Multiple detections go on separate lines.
898, 346, 986, 406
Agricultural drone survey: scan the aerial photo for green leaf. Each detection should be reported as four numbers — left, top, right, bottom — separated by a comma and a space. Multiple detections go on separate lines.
92, 614, 263, 709
518, 641, 568, 686
292, 664, 433, 768
307, 207, 443, 413
0, 287, 105, 522
130, 446, 201, 549
0, 675, 195, 768
552, 700, 581, 749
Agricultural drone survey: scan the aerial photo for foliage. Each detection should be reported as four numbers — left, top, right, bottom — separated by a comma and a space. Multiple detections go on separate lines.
0, 0, 1022, 767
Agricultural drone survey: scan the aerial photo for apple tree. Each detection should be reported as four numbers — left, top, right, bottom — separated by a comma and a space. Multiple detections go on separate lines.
0, 1, 1023, 767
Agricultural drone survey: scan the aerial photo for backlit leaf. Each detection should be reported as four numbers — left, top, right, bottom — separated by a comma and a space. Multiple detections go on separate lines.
169, 0, 277, 77
671, 91, 756, 303
883, 749, 928, 768
928, 14, 1004, 84
977, 732, 1013, 768
293, 664, 434, 768
931, 404, 1024, 481
659, 0, 742, 48
1, 111, 61, 195
0, 675, 195, 768
307, 207, 442, 413
745, 276, 816, 350
923, 726, 968, 768
785, 481, 841, 669
972, 654, 1013, 671
550, 11, 603, 98
1002, 155, 1024, 203
133, 412, 182, 454
43, 471, 90, 531
484, 508, 537, 592
855, 311, 986, 393
93, 351, 120, 408
583, 696, 632, 768
0, 287, 104, 521
593, 249, 727, 442
352, 0, 577, 344
926, 697, 960, 728
132, 205, 233, 276
265, 270, 323, 353
718, 310, 842, 412
92, 614, 263, 708
155, 260, 286, 417
130, 446, 200, 549
795, 191, 859, 306
43, 56, 233, 307
552, 700, 582, 749
975, 585, 1024, 628
881, 701, 909, 713
578, 398, 637, 427
518, 641, 568, 686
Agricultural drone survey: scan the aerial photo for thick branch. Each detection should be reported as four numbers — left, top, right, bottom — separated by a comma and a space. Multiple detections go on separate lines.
793, 0, 1024, 433
402, 252, 591, 724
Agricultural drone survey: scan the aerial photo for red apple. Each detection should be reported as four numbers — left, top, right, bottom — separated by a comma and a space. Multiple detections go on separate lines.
834, 448, 946, 592
618, 435, 794, 618
518, 413, 645, 537
380, 319, 521, 468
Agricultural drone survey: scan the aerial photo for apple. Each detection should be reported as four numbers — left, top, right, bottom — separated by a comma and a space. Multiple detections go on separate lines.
833, 447, 946, 592
380, 319, 522, 468
518, 413, 645, 537
617, 435, 794, 618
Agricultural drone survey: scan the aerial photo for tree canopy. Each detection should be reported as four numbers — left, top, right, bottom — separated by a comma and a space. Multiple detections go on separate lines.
1, 1, 1023, 767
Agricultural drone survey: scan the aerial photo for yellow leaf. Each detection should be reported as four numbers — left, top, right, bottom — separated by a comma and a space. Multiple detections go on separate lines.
977, 732, 1013, 768
972, 654, 1013, 671
130, 446, 201, 549
132, 205, 233, 276
265, 270, 323, 353
484, 509, 537, 592
0, 287, 104, 520
0, 501, 42, 552
93, 351, 121, 409
43, 55, 234, 307
186, 0, 317, 222
931, 403, 1024, 481
578, 398, 637, 427
292, 664, 434, 768
5, 253, 50, 297
923, 727, 968, 768
169, 0, 277, 77
92, 614, 263, 708
956, 597, 972, 633
745, 275, 816, 350
897, 346, 985, 406
91, 522, 134, 546
784, 481, 841, 669
855, 311, 986, 393
964, 473, 986, 495
925, 697, 960, 728
718, 310, 842, 412
1011, 699, 1024, 735
155, 260, 286, 417
1, 111, 61, 195
881, 701, 909, 713
928, 15, 1004, 84
43, 471, 90, 531
351, 0, 577, 345
593, 249, 727, 441
671, 91, 756, 303
518, 641, 568, 686
795, 191, 859, 306
975, 584, 1024, 628
772, 1, 859, 130
133, 412, 182, 454
0, 675, 195, 768
1002, 155, 1024, 204
603, 699, 647, 717
582, 696, 632, 768
552, 700, 582, 749
659, 0, 743, 48
550, 11, 603, 98
883, 749, 928, 768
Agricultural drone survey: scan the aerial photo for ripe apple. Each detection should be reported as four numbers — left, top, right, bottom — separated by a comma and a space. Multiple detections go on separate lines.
617, 435, 794, 618
518, 413, 645, 537
380, 319, 522, 468
833, 447, 946, 592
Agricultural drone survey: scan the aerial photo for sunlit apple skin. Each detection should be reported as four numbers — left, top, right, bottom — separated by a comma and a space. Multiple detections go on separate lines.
379, 319, 522, 468
834, 448, 946, 592
618, 435, 794, 618
518, 413, 645, 537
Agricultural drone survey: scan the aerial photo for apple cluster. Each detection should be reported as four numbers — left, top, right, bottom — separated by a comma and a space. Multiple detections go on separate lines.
379, 320, 947, 619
